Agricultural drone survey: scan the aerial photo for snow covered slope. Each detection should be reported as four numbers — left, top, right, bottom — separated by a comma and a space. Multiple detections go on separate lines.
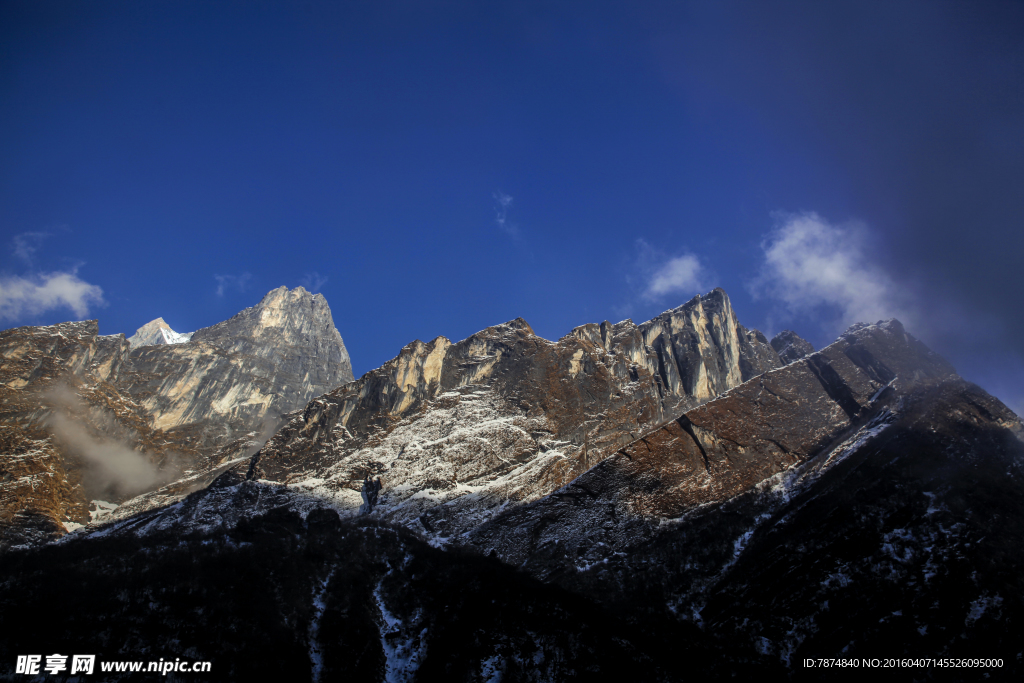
127, 317, 193, 349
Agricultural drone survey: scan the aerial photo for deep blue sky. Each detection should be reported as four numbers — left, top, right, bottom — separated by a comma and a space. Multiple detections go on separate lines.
2, 1, 1023, 414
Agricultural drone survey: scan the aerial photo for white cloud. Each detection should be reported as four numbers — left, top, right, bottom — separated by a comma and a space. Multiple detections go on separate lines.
636, 239, 711, 302
300, 271, 328, 293
750, 212, 909, 330
0, 270, 105, 321
645, 254, 708, 300
214, 273, 252, 297
11, 231, 49, 266
493, 191, 519, 238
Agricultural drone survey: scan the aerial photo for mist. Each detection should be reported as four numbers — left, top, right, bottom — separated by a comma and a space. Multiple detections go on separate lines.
43, 386, 179, 500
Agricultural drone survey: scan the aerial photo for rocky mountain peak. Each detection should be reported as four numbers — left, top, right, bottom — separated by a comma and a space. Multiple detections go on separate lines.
191, 285, 345, 352
129, 286, 354, 432
501, 317, 535, 335
127, 317, 193, 349
770, 329, 815, 364
465, 316, 970, 572
6, 286, 1020, 677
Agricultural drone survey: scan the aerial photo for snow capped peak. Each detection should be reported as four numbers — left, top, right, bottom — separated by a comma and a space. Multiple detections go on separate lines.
158, 326, 193, 345
128, 317, 194, 349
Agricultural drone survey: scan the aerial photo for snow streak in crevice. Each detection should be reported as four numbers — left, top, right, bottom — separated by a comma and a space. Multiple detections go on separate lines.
309, 566, 336, 683
373, 561, 427, 683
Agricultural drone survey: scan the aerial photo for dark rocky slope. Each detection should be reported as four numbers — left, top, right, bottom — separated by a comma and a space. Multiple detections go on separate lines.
465, 319, 957, 572
0, 485, 774, 681
461, 320, 1023, 674
771, 329, 815, 364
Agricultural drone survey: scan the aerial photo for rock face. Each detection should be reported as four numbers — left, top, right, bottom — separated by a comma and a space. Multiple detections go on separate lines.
0, 321, 184, 548
770, 329, 815, 364
127, 318, 193, 349
248, 288, 780, 539
0, 287, 353, 549
447, 319, 1024, 666
126, 286, 353, 446
465, 319, 958, 571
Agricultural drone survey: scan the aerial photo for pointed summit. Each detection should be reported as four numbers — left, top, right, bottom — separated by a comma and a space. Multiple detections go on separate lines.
127, 317, 193, 349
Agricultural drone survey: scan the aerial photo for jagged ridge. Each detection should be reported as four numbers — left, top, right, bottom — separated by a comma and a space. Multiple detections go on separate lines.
246, 288, 781, 540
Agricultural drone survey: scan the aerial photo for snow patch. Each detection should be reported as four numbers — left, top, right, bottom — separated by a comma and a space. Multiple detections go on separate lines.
373, 580, 427, 682
480, 655, 506, 683
965, 594, 1003, 627
89, 499, 118, 523
309, 567, 336, 683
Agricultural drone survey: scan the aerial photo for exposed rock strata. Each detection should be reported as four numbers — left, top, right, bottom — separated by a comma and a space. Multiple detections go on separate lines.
13, 319, 1018, 677
0, 321, 187, 548
126, 286, 352, 438
248, 288, 780, 538
7, 311, 1020, 675
464, 319, 958, 573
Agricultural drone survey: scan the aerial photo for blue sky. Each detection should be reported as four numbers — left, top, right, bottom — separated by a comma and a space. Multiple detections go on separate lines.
2, 1, 1023, 414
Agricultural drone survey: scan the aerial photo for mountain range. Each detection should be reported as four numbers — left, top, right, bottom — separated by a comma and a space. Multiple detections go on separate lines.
0, 286, 1019, 681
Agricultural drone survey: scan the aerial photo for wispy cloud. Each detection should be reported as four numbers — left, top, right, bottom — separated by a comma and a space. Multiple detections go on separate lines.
45, 385, 178, 498
493, 191, 519, 238
750, 212, 910, 332
636, 239, 711, 303
0, 270, 105, 321
10, 231, 49, 266
300, 271, 328, 293
214, 273, 252, 297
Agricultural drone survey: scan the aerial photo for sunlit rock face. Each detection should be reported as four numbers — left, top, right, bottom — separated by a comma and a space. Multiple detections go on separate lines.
125, 285, 353, 445
248, 288, 780, 539
465, 318, 960, 571
770, 329, 815, 364
0, 287, 354, 549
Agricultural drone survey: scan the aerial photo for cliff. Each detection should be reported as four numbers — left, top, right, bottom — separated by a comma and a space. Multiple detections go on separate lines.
0, 321, 183, 547
465, 318, 960, 570
126, 286, 352, 450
